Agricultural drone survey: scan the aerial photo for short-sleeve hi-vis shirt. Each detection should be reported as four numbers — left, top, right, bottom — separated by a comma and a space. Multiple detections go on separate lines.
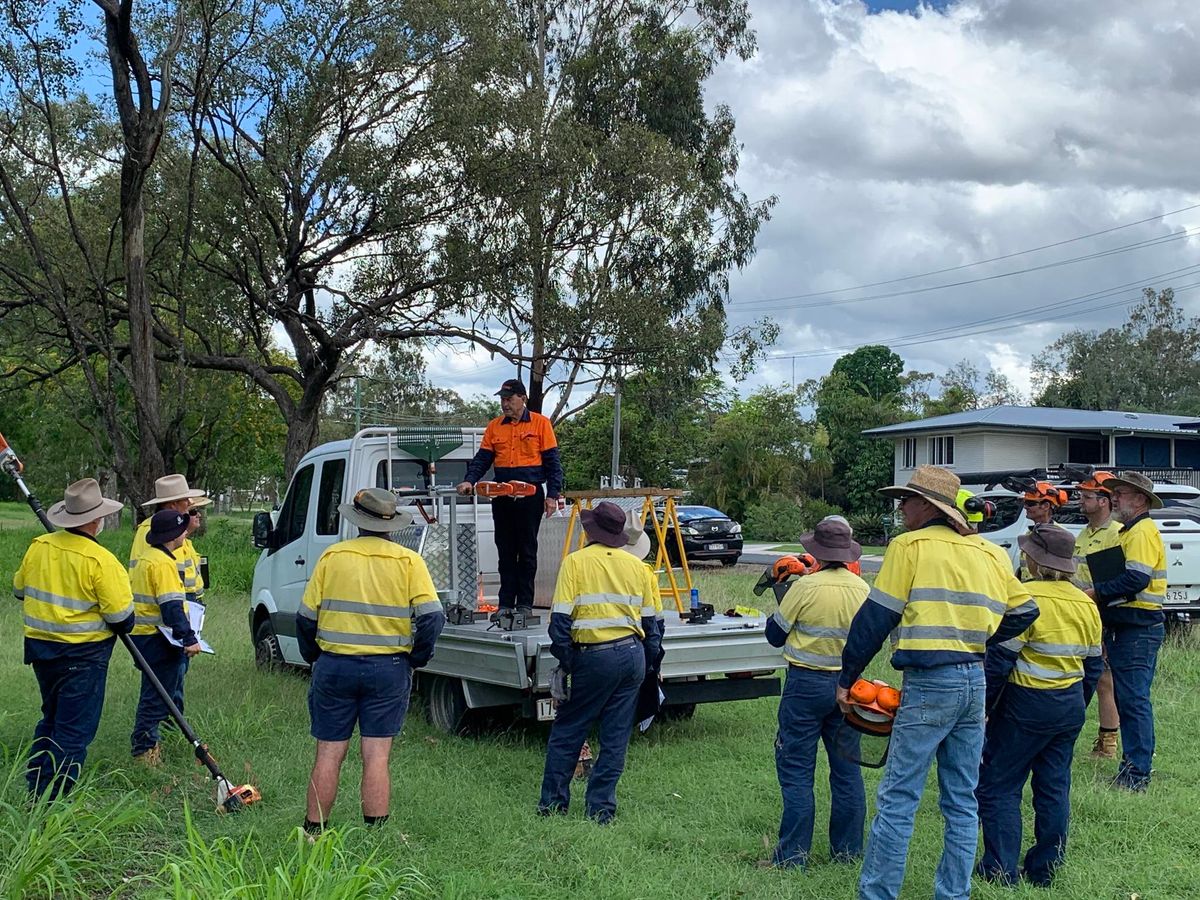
299, 537, 441, 656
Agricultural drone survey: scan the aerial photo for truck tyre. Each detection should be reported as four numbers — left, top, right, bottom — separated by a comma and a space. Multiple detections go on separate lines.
425, 675, 471, 735
253, 616, 284, 671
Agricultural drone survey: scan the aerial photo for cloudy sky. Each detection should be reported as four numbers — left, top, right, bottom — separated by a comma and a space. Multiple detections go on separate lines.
431, 0, 1200, 406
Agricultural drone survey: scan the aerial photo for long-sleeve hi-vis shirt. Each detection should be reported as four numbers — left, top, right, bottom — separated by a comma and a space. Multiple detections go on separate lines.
839, 520, 1040, 689
130, 546, 196, 645
766, 567, 869, 670
130, 518, 204, 602
297, 537, 446, 664
1093, 514, 1167, 627
1072, 518, 1122, 591
984, 579, 1103, 728
549, 542, 661, 670
13, 530, 135, 663
463, 408, 563, 497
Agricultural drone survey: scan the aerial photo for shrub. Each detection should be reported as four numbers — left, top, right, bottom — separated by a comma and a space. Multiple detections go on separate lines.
743, 496, 845, 543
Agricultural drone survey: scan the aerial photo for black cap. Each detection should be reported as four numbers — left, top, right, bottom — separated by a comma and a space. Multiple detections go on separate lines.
496, 379, 527, 398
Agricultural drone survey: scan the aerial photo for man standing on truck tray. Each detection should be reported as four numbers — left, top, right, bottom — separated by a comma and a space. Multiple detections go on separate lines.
1072, 472, 1123, 759
765, 517, 868, 870
129, 510, 202, 766
837, 466, 1039, 900
538, 501, 661, 823
13, 479, 135, 798
297, 488, 446, 833
456, 378, 563, 616
1083, 472, 1167, 792
975, 524, 1102, 887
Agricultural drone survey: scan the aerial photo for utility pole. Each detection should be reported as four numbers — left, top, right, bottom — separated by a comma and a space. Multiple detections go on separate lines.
610, 365, 622, 488
354, 378, 362, 433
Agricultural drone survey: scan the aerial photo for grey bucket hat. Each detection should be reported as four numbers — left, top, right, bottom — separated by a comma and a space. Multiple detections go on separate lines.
337, 488, 414, 533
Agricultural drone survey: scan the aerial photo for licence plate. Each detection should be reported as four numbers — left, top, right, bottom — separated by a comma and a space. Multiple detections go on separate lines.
1166, 588, 1191, 604
708, 543, 726, 550
536, 698, 557, 721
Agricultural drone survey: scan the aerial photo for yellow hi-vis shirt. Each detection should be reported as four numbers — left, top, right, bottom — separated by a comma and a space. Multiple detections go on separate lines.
1113, 516, 1168, 612
130, 518, 204, 600
873, 526, 1036, 660
13, 531, 134, 644
299, 537, 440, 655
773, 567, 868, 670
551, 543, 657, 644
642, 562, 664, 623
1072, 519, 1122, 591
130, 546, 189, 636
1001, 580, 1102, 690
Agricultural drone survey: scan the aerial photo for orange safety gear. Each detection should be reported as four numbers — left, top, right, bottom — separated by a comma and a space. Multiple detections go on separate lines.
1077, 471, 1116, 495
845, 678, 901, 736
1024, 481, 1068, 506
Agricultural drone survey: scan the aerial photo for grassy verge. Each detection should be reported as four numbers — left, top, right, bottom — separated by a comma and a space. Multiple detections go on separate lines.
1, 516, 1198, 897
769, 543, 886, 555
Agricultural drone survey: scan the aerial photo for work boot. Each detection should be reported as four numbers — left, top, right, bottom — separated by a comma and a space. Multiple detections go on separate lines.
133, 744, 162, 768
1090, 730, 1118, 760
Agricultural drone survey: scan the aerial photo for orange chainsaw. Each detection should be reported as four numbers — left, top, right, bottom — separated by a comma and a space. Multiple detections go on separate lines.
473, 480, 538, 498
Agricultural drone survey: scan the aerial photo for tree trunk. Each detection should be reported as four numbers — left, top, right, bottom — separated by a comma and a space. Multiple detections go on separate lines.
283, 403, 322, 479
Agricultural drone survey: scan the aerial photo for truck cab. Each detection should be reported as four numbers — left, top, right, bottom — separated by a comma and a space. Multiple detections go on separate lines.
249, 428, 782, 732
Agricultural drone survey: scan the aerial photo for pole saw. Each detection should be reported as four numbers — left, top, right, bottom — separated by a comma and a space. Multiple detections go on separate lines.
0, 432, 260, 813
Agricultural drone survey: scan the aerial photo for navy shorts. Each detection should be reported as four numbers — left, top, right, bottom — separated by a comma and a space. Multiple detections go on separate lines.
308, 652, 412, 741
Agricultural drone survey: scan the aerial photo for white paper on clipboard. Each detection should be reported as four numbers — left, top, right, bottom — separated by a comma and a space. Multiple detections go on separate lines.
158, 602, 215, 654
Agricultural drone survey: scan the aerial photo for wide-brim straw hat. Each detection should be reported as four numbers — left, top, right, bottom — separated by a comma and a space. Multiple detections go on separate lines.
879, 465, 968, 530
1107, 471, 1163, 510
337, 488, 414, 533
1018, 524, 1077, 574
620, 510, 652, 561
47, 478, 124, 528
141, 473, 207, 508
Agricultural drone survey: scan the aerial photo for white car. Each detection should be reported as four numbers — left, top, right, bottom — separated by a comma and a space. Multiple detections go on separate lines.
974, 482, 1200, 623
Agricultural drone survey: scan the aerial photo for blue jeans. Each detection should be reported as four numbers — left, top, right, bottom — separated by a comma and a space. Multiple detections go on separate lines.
773, 666, 865, 867
28, 656, 111, 798
131, 634, 188, 756
539, 637, 645, 821
859, 663, 986, 900
976, 704, 1082, 885
1105, 624, 1163, 786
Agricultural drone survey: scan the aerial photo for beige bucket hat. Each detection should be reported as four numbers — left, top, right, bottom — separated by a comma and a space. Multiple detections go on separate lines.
1108, 471, 1163, 510
337, 487, 414, 533
47, 478, 124, 528
621, 510, 652, 561
879, 465, 968, 530
140, 473, 208, 509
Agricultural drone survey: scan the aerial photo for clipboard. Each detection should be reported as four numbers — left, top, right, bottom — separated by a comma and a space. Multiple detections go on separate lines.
1086, 545, 1133, 605
158, 602, 215, 654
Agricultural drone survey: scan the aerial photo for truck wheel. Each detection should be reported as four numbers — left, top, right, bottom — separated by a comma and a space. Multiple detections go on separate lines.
253, 617, 284, 671
425, 675, 470, 735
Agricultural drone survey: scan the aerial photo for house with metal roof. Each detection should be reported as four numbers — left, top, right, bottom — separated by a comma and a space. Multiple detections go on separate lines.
864, 405, 1200, 486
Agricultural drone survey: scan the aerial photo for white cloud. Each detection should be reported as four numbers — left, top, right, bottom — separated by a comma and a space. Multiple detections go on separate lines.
711, 0, 1200, 397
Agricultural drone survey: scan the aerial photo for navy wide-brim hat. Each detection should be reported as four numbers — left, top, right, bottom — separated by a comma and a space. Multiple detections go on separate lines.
581, 502, 628, 548
147, 510, 190, 546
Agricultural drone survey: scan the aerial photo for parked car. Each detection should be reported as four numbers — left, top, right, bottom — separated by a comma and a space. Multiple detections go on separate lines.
652, 504, 743, 566
976, 482, 1200, 624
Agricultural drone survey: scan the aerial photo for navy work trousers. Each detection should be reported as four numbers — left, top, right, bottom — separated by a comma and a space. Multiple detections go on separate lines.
976, 701, 1083, 886
492, 485, 544, 609
538, 637, 644, 821
28, 656, 110, 798
1105, 623, 1164, 788
130, 633, 187, 756
773, 665, 865, 867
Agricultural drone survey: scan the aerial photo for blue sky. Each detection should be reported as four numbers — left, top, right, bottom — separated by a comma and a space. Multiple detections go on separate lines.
863, 0, 955, 12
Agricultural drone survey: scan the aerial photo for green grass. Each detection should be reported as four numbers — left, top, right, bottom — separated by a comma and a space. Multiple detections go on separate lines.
769, 543, 886, 555
1, 515, 1199, 897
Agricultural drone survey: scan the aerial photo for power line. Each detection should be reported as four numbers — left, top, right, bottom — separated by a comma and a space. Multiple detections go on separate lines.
734, 227, 1198, 312
730, 201, 1200, 306
769, 269, 1200, 361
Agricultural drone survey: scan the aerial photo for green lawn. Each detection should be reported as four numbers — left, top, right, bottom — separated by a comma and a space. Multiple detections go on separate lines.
770, 543, 886, 556
1, 516, 1198, 897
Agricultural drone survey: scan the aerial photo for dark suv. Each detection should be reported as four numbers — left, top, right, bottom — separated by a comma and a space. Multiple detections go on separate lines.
655, 505, 743, 566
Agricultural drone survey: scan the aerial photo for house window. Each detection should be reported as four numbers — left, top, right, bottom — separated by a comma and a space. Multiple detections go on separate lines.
928, 435, 955, 466
902, 438, 917, 469
1115, 436, 1170, 468
1068, 438, 1107, 465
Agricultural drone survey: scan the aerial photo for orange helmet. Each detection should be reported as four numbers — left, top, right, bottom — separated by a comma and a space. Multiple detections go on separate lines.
1024, 481, 1068, 506
845, 679, 901, 735
1078, 471, 1116, 495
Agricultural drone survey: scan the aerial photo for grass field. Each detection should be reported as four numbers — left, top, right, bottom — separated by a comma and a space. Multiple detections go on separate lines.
770, 543, 887, 556
1, 503, 1199, 897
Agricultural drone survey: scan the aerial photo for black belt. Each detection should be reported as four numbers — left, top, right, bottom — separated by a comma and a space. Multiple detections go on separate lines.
575, 635, 639, 653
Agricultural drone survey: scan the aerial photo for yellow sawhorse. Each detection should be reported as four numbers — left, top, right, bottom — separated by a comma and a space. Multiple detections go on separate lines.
561, 488, 693, 613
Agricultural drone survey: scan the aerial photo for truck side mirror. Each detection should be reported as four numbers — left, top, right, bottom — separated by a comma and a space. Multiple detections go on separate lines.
252, 511, 274, 550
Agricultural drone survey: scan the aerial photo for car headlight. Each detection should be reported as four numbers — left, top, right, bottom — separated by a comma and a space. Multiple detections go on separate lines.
679, 526, 698, 536
729, 522, 742, 535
